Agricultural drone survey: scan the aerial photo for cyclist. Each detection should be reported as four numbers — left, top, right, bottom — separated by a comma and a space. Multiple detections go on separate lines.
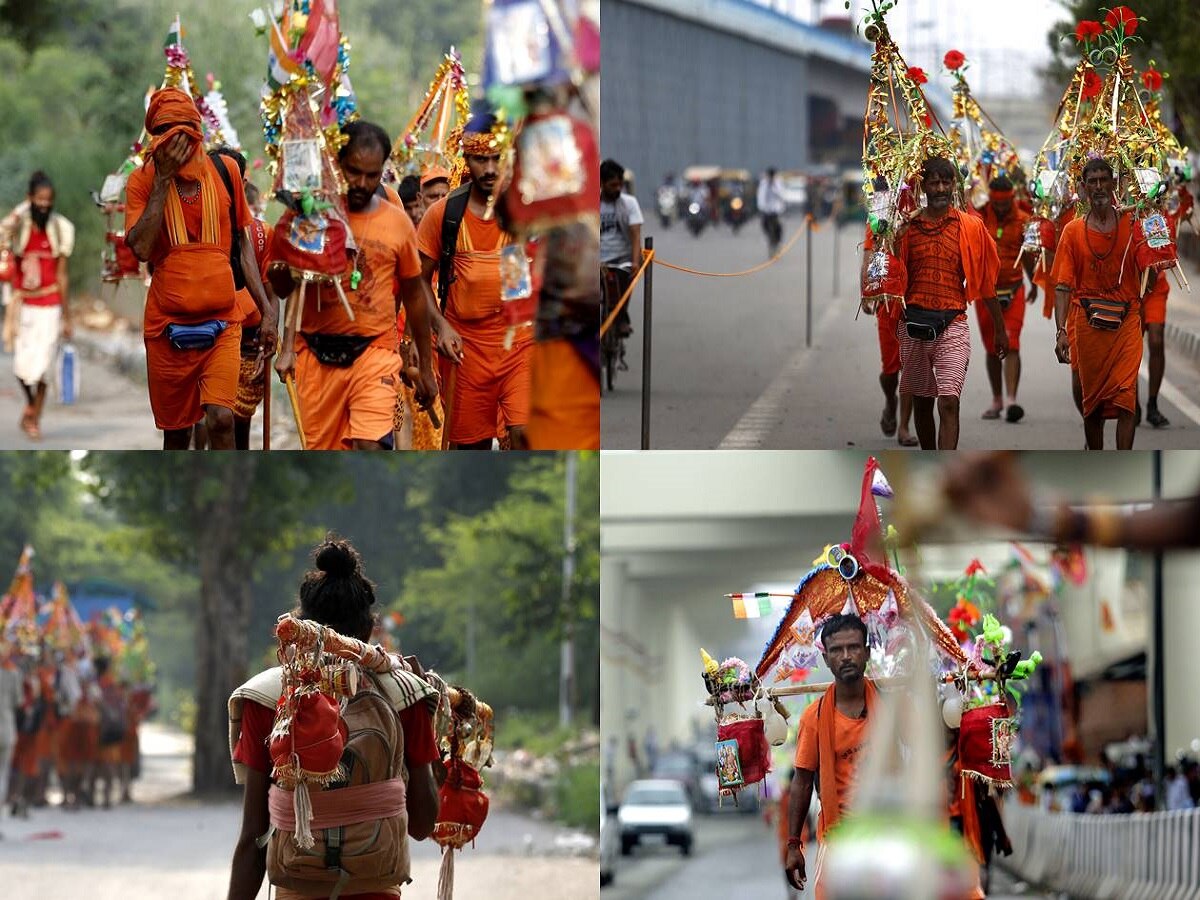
600, 159, 644, 339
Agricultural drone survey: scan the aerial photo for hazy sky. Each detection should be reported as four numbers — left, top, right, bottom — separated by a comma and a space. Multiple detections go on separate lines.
757, 0, 1073, 97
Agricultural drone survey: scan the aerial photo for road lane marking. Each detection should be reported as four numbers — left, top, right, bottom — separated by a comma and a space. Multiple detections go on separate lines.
1139, 363, 1200, 427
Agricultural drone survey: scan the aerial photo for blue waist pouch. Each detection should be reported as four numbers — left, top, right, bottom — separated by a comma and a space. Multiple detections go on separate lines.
165, 320, 228, 351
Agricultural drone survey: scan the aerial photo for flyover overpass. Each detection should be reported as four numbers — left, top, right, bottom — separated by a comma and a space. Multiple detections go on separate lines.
601, 451, 1200, 802
601, 0, 952, 199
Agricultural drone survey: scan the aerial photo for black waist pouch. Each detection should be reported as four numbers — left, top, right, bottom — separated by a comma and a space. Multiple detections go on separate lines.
1080, 297, 1129, 331
903, 306, 963, 342
301, 332, 375, 367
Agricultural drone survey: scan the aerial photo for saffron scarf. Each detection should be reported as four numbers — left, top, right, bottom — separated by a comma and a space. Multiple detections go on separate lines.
815, 677, 879, 842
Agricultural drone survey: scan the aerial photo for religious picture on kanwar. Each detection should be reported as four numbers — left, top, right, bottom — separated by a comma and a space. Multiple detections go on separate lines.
0, 0, 598, 451
0, 450, 600, 898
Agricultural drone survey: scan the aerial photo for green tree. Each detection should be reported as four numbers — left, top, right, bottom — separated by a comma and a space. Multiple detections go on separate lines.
85, 454, 339, 793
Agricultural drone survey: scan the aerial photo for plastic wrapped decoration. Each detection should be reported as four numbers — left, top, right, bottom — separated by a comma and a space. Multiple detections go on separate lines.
943, 52, 1022, 207
501, 109, 599, 238
159, 15, 228, 150
267, 79, 357, 335
861, 247, 907, 310
430, 682, 493, 900
391, 50, 470, 184
0, 546, 39, 653
1133, 209, 1178, 278
499, 239, 538, 350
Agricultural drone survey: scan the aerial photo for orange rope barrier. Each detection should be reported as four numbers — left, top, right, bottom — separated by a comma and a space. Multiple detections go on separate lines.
652, 217, 814, 278
600, 250, 654, 338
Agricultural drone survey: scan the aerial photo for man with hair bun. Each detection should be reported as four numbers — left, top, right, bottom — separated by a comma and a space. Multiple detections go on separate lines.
227, 535, 440, 900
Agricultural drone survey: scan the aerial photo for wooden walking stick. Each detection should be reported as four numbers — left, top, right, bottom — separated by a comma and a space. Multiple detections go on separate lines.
440, 365, 458, 450
284, 372, 307, 450
262, 360, 272, 450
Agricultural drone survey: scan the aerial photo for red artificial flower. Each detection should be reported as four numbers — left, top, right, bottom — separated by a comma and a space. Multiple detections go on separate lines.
1074, 20, 1104, 42
1142, 66, 1163, 92
1082, 69, 1103, 101
1104, 5, 1138, 35
921, 112, 932, 128
964, 559, 988, 577
943, 49, 966, 71
907, 66, 928, 85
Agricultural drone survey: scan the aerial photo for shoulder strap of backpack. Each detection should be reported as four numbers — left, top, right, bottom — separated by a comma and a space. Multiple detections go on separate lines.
437, 184, 473, 313
208, 154, 242, 280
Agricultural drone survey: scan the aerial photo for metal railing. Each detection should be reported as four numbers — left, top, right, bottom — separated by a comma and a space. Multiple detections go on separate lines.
1002, 802, 1200, 900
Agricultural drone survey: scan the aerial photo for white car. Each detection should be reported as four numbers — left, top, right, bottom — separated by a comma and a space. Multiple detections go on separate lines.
600, 783, 618, 886
617, 778, 694, 856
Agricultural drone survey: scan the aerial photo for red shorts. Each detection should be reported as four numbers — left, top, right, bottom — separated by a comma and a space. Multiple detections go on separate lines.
975, 284, 1026, 354
1142, 275, 1168, 326
876, 302, 902, 376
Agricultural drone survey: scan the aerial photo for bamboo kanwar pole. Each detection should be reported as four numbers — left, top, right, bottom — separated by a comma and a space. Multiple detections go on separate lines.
706, 671, 998, 704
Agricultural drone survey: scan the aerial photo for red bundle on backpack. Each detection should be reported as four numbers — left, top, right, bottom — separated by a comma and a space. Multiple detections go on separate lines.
958, 702, 1017, 789
433, 758, 490, 850
271, 210, 352, 278
1133, 211, 1178, 273
862, 248, 907, 308
716, 718, 771, 788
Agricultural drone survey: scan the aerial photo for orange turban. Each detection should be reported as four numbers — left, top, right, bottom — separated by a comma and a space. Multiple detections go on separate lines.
144, 87, 206, 181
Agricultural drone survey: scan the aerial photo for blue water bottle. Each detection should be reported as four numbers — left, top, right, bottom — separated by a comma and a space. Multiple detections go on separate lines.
59, 342, 77, 405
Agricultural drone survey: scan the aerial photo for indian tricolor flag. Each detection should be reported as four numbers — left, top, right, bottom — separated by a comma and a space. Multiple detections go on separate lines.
728, 593, 794, 619
267, 16, 305, 89
163, 15, 182, 48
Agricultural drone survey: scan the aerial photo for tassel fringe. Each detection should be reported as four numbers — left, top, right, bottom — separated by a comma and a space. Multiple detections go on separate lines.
437, 847, 455, 900
293, 780, 315, 849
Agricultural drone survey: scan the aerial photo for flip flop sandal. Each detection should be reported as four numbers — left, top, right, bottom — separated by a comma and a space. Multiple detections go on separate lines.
897, 433, 919, 447
981, 406, 1002, 420
22, 420, 41, 441
880, 408, 897, 437
1005, 404, 1025, 423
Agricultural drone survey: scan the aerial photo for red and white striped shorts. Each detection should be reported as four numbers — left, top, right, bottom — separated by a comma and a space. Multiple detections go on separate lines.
897, 315, 971, 398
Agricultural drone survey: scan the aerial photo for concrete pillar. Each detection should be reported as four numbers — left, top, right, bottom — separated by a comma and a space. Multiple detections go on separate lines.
1161, 452, 1200, 762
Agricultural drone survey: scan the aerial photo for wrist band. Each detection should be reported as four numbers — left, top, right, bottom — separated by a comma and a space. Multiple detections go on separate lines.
787, 836, 804, 850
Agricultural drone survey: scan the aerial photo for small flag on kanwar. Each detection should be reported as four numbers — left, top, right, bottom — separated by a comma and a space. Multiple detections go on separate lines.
728, 593, 795, 620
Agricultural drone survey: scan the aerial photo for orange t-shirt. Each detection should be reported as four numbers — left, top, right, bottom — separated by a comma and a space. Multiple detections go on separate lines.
1050, 212, 1142, 310
417, 194, 527, 347
897, 215, 967, 312
981, 202, 1030, 287
125, 155, 253, 337
301, 199, 421, 348
794, 698, 869, 830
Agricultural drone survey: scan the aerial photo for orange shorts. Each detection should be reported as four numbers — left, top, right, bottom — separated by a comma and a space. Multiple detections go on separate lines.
440, 337, 533, 445
975, 284, 1026, 354
294, 340, 401, 449
525, 339, 600, 450
145, 324, 242, 431
1142, 276, 1168, 326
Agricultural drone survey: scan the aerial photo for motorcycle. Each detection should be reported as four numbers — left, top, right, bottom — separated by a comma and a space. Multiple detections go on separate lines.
657, 185, 678, 229
725, 194, 747, 233
686, 197, 709, 237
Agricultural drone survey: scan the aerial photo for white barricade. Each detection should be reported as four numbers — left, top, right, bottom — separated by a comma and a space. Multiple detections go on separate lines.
1002, 802, 1200, 900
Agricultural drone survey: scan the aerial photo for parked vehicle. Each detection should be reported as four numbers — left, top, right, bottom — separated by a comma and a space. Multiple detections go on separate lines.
778, 171, 809, 214
601, 783, 618, 885
651, 750, 701, 807
618, 779, 694, 856
724, 190, 748, 232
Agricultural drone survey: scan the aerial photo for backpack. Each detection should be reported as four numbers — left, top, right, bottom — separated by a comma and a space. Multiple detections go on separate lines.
266, 671, 412, 896
436, 184, 473, 313
209, 152, 246, 291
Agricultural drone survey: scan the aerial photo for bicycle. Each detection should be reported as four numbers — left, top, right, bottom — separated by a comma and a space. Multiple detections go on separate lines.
601, 266, 630, 392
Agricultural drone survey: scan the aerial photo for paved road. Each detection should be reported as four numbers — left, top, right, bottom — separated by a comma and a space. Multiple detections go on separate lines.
602, 809, 1056, 900
0, 724, 598, 899
0, 331, 298, 450
602, 217, 1200, 449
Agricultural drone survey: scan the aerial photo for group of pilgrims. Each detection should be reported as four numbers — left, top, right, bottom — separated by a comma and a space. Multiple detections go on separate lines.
2, 0, 600, 450
857, 1, 1193, 450
0, 547, 154, 827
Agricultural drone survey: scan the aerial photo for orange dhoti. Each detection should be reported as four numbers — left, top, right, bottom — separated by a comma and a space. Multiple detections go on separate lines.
525, 338, 600, 450
876, 301, 902, 376
439, 330, 533, 445
145, 324, 242, 431
1068, 303, 1142, 418
1142, 274, 1168, 326
294, 341, 401, 449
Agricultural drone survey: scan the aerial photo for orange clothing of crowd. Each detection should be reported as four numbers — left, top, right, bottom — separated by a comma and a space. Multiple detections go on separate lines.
793, 681, 877, 842
301, 200, 421, 347
525, 338, 600, 449
126, 155, 252, 339
1051, 213, 1143, 417
1141, 211, 1181, 326
417, 195, 533, 445
981, 202, 1031, 287
896, 208, 999, 315
232, 217, 272, 327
